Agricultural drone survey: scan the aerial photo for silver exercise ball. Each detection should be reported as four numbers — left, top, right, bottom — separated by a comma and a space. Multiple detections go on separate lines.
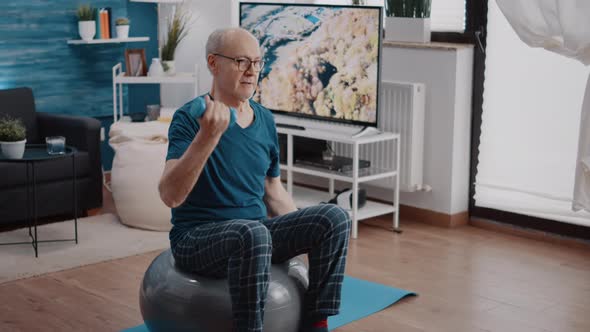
140, 249, 309, 332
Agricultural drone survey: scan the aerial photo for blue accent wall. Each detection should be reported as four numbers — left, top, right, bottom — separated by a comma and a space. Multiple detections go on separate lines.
0, 0, 160, 170
127, 1, 160, 117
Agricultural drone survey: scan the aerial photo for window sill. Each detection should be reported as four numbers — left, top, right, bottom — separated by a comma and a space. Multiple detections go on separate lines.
383, 40, 474, 51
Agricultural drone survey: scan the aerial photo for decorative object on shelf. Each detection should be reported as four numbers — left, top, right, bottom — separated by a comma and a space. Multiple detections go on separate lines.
148, 58, 164, 77
129, 112, 146, 122
146, 104, 161, 121
0, 116, 27, 159
115, 17, 130, 39
76, 4, 96, 41
161, 8, 191, 76
125, 48, 147, 76
162, 60, 176, 76
351, 0, 366, 5
384, 0, 431, 43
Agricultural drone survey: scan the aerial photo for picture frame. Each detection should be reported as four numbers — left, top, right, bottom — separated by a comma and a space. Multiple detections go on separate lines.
125, 48, 147, 76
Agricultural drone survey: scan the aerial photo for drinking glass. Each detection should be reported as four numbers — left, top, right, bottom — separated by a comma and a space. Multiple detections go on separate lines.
46, 136, 66, 155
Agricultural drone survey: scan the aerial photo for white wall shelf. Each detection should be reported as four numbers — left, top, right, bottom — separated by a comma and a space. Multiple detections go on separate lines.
278, 126, 401, 239
67, 37, 149, 45
114, 72, 196, 84
112, 63, 198, 122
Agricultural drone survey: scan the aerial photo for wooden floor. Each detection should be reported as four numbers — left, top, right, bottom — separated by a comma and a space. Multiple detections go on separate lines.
1, 186, 590, 332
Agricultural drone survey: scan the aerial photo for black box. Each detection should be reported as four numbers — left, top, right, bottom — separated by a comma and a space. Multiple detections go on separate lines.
278, 134, 325, 164
295, 155, 371, 172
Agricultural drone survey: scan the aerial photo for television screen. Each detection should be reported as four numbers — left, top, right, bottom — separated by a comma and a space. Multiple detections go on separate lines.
239, 2, 382, 126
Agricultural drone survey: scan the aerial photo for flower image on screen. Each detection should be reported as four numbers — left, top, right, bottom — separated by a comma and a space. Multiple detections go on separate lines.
240, 3, 382, 126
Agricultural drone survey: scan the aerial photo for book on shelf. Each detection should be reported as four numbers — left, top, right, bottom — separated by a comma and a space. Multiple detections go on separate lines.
95, 8, 101, 38
105, 7, 112, 38
102, 9, 108, 39
96, 8, 111, 39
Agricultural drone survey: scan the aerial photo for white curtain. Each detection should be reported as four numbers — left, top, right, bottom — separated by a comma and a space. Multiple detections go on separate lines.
573, 76, 590, 212
431, 0, 466, 32
495, 0, 590, 214
496, 1, 590, 65
475, 0, 590, 225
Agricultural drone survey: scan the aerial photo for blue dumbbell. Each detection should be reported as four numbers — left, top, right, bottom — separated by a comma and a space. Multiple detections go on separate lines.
189, 96, 237, 128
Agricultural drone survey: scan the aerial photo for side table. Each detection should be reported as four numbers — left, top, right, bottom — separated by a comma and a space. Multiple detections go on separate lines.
0, 144, 78, 257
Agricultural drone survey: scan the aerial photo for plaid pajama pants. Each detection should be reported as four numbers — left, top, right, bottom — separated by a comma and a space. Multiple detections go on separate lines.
170, 203, 351, 332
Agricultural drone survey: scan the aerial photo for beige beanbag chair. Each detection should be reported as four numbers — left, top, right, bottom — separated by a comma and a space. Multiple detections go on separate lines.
109, 121, 172, 231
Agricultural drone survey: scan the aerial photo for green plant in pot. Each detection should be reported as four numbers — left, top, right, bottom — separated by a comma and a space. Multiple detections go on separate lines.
116, 17, 130, 39
77, 4, 96, 41
0, 116, 27, 159
385, 0, 432, 43
161, 9, 190, 76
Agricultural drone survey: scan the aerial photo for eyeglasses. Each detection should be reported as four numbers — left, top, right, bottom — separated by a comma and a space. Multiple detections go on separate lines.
213, 53, 265, 72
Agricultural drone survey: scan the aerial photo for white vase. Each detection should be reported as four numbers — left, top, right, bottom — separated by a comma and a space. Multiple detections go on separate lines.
78, 21, 96, 41
148, 58, 164, 77
0, 139, 26, 159
385, 17, 431, 43
162, 60, 176, 76
116, 25, 129, 39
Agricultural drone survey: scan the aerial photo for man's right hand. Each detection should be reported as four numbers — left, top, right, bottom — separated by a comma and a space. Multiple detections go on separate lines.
199, 95, 231, 139
160, 95, 229, 208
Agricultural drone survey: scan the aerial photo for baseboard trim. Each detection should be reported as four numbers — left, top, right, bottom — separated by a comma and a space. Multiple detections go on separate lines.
470, 217, 590, 250
400, 205, 468, 228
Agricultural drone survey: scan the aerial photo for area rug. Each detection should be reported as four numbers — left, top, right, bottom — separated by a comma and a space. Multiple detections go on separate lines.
123, 276, 416, 331
0, 213, 169, 284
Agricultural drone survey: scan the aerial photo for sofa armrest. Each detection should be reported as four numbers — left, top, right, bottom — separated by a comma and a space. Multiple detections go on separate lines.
37, 113, 101, 151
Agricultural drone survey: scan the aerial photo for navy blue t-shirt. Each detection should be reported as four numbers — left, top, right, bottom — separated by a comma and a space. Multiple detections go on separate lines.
165, 95, 280, 225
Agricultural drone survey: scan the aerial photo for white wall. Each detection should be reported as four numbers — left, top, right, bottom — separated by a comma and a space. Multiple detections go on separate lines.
379, 44, 474, 215
159, 1, 232, 108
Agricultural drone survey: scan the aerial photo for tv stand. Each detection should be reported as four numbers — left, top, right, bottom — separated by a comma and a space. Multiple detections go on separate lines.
277, 126, 401, 239
276, 123, 306, 130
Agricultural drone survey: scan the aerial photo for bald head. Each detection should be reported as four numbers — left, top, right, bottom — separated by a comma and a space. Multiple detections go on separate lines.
206, 27, 262, 103
205, 27, 259, 60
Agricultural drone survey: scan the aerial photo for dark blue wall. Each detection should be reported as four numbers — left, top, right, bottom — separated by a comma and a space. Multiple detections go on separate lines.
0, 0, 160, 170
127, 1, 160, 118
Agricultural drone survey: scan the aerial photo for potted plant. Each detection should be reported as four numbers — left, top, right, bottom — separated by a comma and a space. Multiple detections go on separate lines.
385, 0, 432, 43
161, 10, 190, 76
116, 17, 130, 39
0, 116, 27, 159
77, 4, 96, 41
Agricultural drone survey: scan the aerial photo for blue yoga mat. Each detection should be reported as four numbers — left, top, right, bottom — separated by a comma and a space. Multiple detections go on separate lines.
328, 276, 416, 329
123, 276, 415, 332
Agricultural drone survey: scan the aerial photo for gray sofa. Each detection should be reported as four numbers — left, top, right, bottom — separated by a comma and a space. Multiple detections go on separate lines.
0, 87, 103, 226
